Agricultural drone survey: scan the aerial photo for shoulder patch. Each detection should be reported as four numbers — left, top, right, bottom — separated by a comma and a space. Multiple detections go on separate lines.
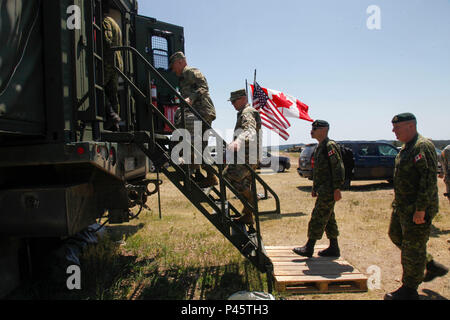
414, 153, 423, 163
328, 149, 336, 157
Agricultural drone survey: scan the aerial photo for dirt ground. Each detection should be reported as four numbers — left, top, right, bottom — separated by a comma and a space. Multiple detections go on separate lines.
108, 151, 450, 301
253, 152, 449, 300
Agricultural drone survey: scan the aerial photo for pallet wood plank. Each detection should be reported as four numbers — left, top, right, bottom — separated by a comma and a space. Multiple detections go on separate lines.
274, 274, 368, 283
266, 246, 368, 294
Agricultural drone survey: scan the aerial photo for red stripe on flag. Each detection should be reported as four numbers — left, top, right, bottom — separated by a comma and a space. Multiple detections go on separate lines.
260, 112, 289, 133
261, 104, 290, 129
259, 113, 290, 140
261, 122, 289, 140
266, 99, 291, 127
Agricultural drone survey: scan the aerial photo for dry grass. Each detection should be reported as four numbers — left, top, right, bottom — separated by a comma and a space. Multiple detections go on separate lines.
108, 152, 449, 300
256, 152, 450, 300
10, 152, 449, 300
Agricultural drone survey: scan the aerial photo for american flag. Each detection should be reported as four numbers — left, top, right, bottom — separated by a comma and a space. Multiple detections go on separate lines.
252, 82, 290, 140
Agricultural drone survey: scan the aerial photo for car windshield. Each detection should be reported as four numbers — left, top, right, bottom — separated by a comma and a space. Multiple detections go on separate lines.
301, 145, 316, 158
378, 144, 398, 156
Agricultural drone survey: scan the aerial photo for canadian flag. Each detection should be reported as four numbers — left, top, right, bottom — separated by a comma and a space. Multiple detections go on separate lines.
250, 82, 313, 140
266, 88, 313, 122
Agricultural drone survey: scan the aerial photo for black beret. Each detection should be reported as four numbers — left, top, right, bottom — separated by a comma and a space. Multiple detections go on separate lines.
312, 120, 329, 128
392, 113, 416, 123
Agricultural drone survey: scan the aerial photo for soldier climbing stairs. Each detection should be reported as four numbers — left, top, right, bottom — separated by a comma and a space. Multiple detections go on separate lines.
97, 42, 281, 290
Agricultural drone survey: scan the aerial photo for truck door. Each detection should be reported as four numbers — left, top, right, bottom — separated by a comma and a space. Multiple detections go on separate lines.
134, 15, 184, 133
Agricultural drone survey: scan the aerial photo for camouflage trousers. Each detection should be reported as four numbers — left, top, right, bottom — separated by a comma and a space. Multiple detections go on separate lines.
388, 205, 435, 290
224, 164, 257, 195
307, 193, 339, 240
175, 112, 213, 172
104, 63, 120, 114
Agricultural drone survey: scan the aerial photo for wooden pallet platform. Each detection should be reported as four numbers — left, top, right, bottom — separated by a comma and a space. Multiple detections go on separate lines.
266, 245, 368, 294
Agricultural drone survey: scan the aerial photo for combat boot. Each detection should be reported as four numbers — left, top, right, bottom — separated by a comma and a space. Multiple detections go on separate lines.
233, 190, 255, 225
293, 239, 316, 258
192, 170, 204, 183
384, 285, 419, 300
197, 174, 218, 188
423, 260, 448, 282
233, 207, 254, 225
105, 106, 121, 131
318, 238, 340, 257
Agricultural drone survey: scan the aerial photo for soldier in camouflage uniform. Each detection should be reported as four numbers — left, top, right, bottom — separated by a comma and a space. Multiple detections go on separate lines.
440, 145, 450, 203
102, 2, 123, 131
169, 52, 217, 188
385, 113, 448, 300
293, 120, 345, 258
223, 89, 261, 225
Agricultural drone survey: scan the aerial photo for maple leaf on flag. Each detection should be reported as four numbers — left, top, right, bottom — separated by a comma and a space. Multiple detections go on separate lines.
249, 82, 314, 141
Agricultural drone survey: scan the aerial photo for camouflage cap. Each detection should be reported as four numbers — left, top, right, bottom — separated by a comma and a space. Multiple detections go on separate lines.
312, 120, 329, 128
169, 51, 186, 67
229, 89, 247, 102
392, 112, 416, 123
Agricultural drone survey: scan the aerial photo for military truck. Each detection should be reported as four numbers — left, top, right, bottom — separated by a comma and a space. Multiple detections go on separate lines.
0, 0, 279, 297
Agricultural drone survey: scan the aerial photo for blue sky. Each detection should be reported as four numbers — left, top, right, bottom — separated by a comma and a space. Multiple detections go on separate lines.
139, 0, 450, 145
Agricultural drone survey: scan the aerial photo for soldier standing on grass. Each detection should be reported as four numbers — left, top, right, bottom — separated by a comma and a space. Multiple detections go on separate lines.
223, 89, 261, 226
385, 113, 448, 300
170, 51, 217, 188
293, 120, 345, 258
440, 145, 450, 204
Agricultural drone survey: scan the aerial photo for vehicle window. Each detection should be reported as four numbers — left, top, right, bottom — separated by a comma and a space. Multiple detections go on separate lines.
378, 144, 398, 156
301, 145, 316, 158
151, 36, 169, 70
358, 144, 378, 156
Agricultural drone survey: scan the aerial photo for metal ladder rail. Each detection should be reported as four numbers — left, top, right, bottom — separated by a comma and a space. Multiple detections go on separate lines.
78, 0, 106, 140
105, 46, 278, 277
111, 45, 281, 215
111, 65, 263, 217
123, 132, 271, 271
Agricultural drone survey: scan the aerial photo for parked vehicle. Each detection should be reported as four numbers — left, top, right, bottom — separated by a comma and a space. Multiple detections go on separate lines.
258, 151, 291, 173
298, 141, 401, 187
297, 143, 317, 180
436, 148, 443, 176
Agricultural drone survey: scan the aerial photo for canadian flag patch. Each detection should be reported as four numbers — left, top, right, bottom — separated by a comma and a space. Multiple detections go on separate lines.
328, 149, 336, 157
414, 154, 423, 163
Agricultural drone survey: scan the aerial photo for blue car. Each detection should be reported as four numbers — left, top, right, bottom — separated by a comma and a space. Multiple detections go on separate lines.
298, 141, 400, 188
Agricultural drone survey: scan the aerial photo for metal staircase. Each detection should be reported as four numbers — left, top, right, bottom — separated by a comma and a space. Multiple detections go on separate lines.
100, 45, 281, 291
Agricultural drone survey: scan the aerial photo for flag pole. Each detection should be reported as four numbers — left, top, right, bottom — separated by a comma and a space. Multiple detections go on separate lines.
245, 79, 248, 98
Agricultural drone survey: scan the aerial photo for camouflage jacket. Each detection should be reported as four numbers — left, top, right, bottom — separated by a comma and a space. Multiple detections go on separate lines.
233, 104, 261, 165
102, 16, 123, 71
312, 138, 345, 195
179, 66, 216, 123
442, 145, 450, 182
393, 134, 438, 213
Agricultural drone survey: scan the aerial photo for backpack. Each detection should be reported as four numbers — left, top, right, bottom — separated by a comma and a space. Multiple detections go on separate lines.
322, 142, 354, 181
337, 144, 355, 170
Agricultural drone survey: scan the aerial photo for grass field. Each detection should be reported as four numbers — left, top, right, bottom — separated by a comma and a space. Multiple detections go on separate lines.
10, 153, 449, 300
